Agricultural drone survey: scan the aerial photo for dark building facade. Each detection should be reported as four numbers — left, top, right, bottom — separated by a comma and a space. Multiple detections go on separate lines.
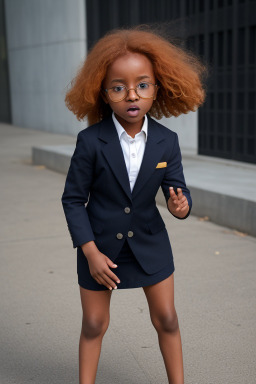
86, 0, 256, 164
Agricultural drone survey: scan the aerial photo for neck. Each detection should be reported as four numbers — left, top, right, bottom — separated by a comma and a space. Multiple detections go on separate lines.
114, 114, 145, 138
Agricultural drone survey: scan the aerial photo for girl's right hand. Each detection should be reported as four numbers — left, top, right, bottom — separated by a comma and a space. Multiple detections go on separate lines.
86, 251, 121, 290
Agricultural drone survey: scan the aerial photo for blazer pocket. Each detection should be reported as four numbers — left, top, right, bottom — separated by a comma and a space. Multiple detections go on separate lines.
156, 161, 167, 168
147, 214, 166, 234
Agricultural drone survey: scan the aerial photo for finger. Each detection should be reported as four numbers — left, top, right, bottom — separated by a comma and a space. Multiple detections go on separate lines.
102, 272, 119, 289
170, 197, 179, 206
179, 201, 189, 210
106, 260, 121, 283
177, 197, 187, 207
175, 200, 188, 212
169, 192, 179, 206
108, 260, 118, 268
92, 268, 115, 290
181, 197, 188, 206
96, 273, 116, 290
169, 187, 177, 200
107, 267, 121, 284
94, 275, 112, 289
177, 188, 183, 200
178, 196, 187, 204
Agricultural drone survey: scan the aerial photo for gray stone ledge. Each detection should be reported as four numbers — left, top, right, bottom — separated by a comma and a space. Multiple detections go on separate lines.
32, 145, 256, 237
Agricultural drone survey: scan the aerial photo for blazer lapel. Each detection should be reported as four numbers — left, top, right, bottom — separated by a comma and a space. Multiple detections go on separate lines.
99, 116, 133, 201
98, 115, 165, 202
132, 116, 165, 199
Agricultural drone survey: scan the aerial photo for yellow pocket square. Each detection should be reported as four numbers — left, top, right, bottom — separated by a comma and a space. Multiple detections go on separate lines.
156, 162, 167, 168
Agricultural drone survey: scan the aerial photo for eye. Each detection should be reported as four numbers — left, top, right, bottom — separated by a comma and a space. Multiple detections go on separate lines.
112, 85, 125, 93
137, 82, 150, 89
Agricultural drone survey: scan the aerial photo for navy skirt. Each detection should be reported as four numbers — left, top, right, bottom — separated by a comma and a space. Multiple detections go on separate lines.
78, 239, 174, 291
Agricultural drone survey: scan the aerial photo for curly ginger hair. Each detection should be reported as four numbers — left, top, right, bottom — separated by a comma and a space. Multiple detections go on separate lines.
65, 26, 208, 125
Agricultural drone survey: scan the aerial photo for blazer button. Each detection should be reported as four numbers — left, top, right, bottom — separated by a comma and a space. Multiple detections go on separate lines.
124, 207, 130, 214
127, 231, 134, 238
116, 233, 123, 239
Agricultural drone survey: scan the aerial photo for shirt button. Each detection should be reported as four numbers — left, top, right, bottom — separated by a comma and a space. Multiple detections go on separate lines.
124, 207, 130, 214
131, 153, 136, 158
127, 231, 134, 238
116, 233, 123, 239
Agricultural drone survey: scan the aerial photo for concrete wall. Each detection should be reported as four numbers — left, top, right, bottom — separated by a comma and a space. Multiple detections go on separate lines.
4, 0, 198, 153
160, 111, 198, 155
4, 0, 87, 136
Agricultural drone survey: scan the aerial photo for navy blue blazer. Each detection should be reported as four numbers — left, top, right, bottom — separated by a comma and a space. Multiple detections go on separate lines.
61, 114, 192, 274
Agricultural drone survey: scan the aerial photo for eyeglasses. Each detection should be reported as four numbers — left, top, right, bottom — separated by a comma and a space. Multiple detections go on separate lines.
104, 82, 159, 102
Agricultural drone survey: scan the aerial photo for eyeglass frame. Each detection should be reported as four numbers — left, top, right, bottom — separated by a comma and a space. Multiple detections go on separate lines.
103, 82, 159, 103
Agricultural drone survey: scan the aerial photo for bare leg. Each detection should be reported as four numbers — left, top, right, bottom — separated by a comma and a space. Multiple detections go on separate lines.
143, 273, 184, 384
79, 286, 112, 384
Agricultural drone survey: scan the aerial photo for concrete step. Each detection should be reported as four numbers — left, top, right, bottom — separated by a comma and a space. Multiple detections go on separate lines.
32, 144, 256, 237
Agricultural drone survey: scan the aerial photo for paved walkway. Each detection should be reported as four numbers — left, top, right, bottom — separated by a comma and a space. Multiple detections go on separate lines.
0, 122, 256, 384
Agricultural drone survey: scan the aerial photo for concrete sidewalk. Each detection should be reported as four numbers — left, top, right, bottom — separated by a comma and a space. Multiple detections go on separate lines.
32, 129, 256, 237
0, 122, 256, 384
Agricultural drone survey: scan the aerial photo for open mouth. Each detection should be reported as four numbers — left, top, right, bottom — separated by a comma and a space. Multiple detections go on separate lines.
127, 106, 140, 112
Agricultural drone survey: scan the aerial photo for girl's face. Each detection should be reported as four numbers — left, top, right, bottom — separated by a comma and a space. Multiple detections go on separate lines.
102, 52, 157, 131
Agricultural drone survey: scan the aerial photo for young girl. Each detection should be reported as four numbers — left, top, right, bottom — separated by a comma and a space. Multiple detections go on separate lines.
61, 26, 207, 384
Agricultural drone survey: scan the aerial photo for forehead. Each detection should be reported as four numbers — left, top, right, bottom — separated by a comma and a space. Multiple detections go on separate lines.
105, 52, 154, 80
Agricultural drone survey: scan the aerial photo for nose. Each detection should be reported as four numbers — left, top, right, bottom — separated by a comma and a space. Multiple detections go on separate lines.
126, 88, 139, 101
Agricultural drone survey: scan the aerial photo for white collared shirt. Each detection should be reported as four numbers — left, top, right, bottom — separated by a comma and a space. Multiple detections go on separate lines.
112, 112, 148, 192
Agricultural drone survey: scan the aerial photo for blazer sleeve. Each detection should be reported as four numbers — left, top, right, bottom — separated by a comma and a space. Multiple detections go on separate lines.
161, 132, 192, 220
61, 131, 95, 248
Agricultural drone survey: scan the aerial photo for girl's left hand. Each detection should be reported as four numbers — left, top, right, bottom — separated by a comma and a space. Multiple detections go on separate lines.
168, 187, 189, 218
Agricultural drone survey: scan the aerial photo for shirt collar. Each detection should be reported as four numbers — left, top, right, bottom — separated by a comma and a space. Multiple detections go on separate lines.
112, 111, 148, 142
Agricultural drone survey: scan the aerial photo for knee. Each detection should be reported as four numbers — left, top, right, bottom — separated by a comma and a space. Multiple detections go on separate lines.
81, 314, 110, 339
151, 309, 179, 334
